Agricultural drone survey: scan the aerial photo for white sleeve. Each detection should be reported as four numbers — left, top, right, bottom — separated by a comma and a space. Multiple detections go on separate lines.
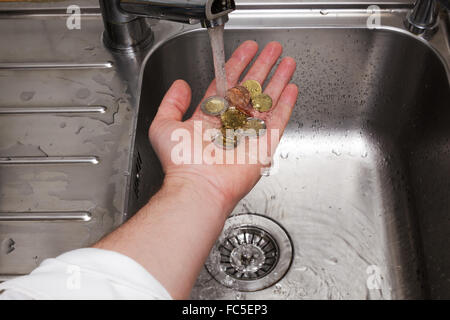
0, 248, 172, 300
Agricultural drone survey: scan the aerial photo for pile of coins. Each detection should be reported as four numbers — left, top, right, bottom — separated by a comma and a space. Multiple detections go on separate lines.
200, 80, 273, 149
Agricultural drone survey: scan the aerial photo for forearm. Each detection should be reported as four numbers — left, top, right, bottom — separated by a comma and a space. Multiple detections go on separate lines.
93, 176, 234, 299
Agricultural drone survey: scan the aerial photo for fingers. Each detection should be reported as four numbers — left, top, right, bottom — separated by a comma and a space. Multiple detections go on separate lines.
202, 40, 259, 99
154, 79, 192, 123
267, 83, 299, 134
192, 41, 258, 120
192, 41, 296, 131
241, 41, 283, 85
225, 40, 259, 88
264, 57, 296, 107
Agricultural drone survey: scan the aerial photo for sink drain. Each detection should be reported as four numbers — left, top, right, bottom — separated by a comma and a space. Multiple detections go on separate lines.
222, 226, 278, 280
205, 214, 293, 292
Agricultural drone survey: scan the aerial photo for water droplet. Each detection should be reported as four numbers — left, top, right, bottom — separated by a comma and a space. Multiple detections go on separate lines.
332, 149, 341, 156
235, 292, 245, 300
325, 257, 339, 265
20, 91, 35, 101
295, 266, 308, 272
76, 88, 91, 99
298, 287, 307, 296
1, 238, 15, 254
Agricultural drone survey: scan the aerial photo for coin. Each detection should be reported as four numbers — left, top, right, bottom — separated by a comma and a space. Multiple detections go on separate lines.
201, 96, 229, 116
225, 86, 252, 115
242, 80, 262, 99
213, 128, 241, 149
220, 107, 248, 129
252, 93, 273, 112
243, 117, 266, 137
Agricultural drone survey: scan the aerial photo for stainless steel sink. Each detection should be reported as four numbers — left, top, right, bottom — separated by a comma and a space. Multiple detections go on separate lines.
0, 2, 449, 299
131, 9, 450, 299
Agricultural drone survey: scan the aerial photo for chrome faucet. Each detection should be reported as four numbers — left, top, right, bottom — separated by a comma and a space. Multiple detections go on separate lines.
99, 0, 235, 52
406, 0, 449, 35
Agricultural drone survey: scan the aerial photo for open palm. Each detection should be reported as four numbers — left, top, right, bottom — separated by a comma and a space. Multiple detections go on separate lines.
149, 41, 298, 206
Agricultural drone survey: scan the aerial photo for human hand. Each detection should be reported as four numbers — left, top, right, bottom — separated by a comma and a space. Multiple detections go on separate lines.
93, 42, 298, 298
149, 41, 298, 214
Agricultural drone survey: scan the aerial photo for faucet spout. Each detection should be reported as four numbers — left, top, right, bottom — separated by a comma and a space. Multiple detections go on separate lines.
100, 0, 235, 52
405, 0, 449, 35
120, 0, 235, 25
201, 15, 229, 28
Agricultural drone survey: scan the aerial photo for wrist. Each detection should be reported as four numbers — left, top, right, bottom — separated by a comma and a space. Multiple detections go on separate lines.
157, 173, 234, 220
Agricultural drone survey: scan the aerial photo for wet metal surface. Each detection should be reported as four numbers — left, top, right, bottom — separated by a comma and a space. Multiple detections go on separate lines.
0, 3, 449, 300
0, 14, 136, 275
134, 10, 450, 299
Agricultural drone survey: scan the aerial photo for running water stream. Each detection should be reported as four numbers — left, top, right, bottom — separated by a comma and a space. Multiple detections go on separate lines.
207, 25, 227, 97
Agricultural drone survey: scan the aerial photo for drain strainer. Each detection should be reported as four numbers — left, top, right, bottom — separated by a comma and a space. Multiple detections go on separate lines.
205, 214, 293, 292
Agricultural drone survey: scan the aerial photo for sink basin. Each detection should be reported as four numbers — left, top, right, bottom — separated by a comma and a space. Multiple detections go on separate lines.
131, 21, 450, 298
0, 4, 448, 300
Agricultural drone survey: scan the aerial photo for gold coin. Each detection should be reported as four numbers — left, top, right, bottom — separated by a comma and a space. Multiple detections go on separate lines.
243, 117, 266, 137
242, 80, 262, 99
252, 93, 273, 112
220, 107, 247, 129
201, 96, 229, 116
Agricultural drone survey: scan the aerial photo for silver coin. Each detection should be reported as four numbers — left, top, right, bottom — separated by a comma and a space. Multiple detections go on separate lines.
242, 117, 267, 137
201, 96, 229, 116
213, 128, 242, 149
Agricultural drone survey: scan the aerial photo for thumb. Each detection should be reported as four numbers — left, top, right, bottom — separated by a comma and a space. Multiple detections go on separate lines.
153, 79, 192, 123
